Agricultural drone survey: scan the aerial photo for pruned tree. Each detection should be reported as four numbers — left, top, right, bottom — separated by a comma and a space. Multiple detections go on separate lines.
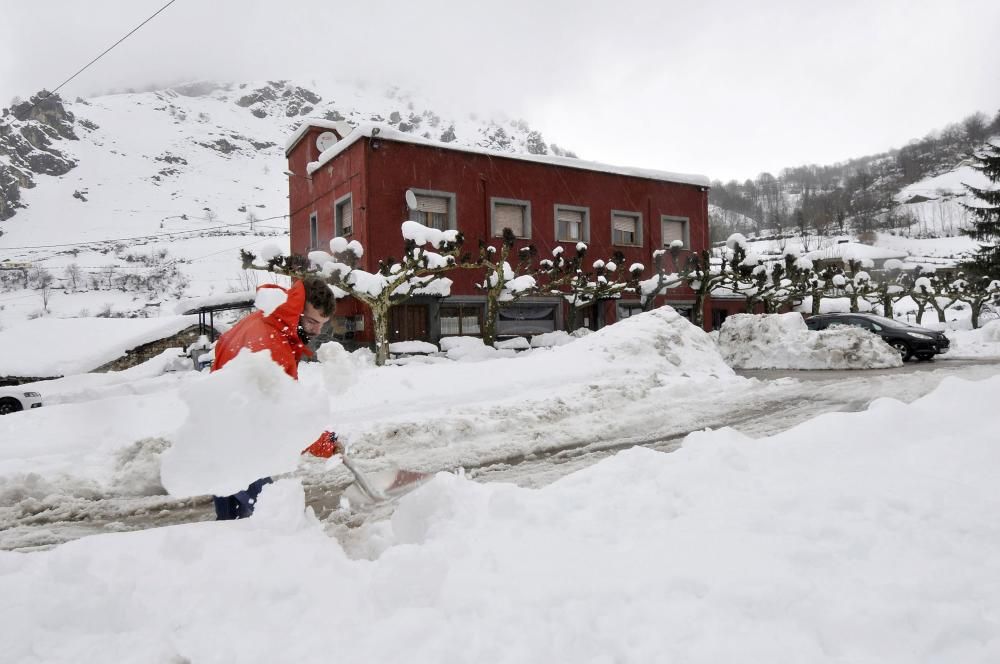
945, 273, 1000, 329
460, 227, 539, 346
638, 244, 684, 311
909, 271, 956, 324
242, 220, 464, 366
676, 249, 731, 328
861, 260, 908, 318
536, 243, 642, 332
840, 257, 877, 313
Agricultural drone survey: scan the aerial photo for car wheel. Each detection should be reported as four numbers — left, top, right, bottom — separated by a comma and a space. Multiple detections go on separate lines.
0, 398, 22, 415
889, 341, 912, 361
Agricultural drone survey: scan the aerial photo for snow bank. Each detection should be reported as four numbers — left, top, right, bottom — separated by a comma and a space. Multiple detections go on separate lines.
388, 340, 438, 355
719, 313, 903, 370
529, 330, 575, 348
494, 336, 530, 350
0, 315, 202, 377
159, 350, 329, 497
438, 336, 515, 361
3, 375, 999, 663
562, 306, 733, 378
944, 320, 1000, 359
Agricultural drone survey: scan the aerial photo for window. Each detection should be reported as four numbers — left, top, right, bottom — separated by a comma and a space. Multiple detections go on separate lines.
309, 211, 318, 249
491, 198, 531, 238
612, 211, 642, 246
661, 215, 689, 248
410, 189, 456, 231
498, 304, 556, 336
334, 194, 353, 237
555, 205, 590, 243
440, 304, 483, 336
616, 302, 644, 320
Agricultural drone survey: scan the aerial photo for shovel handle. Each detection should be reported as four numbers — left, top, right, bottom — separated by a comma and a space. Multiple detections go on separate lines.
340, 452, 388, 502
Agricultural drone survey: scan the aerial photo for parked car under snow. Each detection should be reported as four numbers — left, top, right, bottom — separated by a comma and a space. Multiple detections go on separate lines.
804, 313, 950, 361
0, 386, 43, 415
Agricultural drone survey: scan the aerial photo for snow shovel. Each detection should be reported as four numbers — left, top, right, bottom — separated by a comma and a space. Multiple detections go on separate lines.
340, 449, 433, 506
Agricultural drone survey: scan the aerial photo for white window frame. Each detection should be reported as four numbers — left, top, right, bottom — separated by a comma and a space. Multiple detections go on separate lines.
661, 215, 690, 249
309, 211, 318, 249
334, 193, 353, 237
409, 188, 457, 231
490, 197, 532, 239
554, 204, 590, 243
611, 210, 642, 247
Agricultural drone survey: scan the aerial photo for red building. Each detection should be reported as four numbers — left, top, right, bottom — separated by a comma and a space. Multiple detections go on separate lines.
285, 121, 715, 344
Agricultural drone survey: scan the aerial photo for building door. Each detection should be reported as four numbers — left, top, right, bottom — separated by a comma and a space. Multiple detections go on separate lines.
389, 305, 430, 341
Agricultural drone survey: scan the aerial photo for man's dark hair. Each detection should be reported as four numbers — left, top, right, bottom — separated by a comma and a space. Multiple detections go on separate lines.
302, 277, 336, 317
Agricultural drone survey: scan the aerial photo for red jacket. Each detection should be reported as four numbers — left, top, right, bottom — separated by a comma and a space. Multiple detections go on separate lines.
212, 282, 336, 458
212, 282, 311, 379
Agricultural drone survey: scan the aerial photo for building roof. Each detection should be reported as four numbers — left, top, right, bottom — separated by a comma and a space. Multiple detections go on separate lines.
804, 242, 908, 262
0, 315, 202, 378
174, 291, 256, 315
292, 121, 711, 188
283, 119, 354, 156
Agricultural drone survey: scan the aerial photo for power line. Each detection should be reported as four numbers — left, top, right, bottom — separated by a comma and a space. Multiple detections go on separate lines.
42, 0, 180, 103
0, 218, 286, 251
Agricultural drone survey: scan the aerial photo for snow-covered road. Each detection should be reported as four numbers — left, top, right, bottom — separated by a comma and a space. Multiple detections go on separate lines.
4, 357, 997, 552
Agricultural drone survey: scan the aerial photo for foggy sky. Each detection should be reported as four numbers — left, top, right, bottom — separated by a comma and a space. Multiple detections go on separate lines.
2, 0, 999, 182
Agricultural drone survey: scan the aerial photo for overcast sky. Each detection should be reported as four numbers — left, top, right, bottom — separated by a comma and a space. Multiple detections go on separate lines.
3, 0, 999, 182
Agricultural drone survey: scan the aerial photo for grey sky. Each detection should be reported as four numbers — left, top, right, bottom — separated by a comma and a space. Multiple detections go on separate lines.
3, 0, 999, 182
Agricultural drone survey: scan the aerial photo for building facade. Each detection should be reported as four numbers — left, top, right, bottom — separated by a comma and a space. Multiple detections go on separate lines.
285, 122, 713, 344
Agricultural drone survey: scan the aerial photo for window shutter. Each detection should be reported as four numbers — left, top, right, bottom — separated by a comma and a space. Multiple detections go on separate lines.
494, 204, 525, 236
557, 208, 584, 225
662, 219, 685, 246
557, 208, 584, 240
341, 202, 353, 230
613, 214, 636, 233
416, 195, 449, 215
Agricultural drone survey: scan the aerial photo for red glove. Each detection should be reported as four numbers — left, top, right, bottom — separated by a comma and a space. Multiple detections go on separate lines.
303, 430, 341, 458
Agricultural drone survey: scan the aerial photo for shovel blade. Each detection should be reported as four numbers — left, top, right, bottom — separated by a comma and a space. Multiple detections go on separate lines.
343, 465, 434, 506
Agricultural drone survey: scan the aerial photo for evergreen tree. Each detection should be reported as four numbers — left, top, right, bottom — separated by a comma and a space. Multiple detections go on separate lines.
960, 141, 1000, 277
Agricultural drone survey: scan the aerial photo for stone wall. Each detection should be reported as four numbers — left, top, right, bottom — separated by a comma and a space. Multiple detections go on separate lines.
93, 325, 206, 372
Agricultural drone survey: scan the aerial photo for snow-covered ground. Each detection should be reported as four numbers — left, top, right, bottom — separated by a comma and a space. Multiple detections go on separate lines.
1, 347, 998, 662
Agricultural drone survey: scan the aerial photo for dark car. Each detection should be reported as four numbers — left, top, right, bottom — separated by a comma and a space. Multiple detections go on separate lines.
804, 313, 950, 361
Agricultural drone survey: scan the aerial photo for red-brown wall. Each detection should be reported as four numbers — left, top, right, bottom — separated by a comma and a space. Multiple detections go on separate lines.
289, 132, 711, 333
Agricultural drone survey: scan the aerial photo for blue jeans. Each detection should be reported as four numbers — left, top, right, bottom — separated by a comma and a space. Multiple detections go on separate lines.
213, 477, 273, 520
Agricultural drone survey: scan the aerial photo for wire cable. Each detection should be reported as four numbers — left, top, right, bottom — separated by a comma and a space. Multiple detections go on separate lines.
41, 0, 180, 103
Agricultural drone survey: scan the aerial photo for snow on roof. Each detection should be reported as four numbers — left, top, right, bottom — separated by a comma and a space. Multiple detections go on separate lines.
804, 242, 907, 262
0, 315, 202, 378
298, 122, 711, 187
283, 118, 353, 155
895, 163, 992, 203
174, 291, 256, 315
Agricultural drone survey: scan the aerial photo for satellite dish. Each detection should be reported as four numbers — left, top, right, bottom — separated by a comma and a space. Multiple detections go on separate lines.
405, 189, 418, 210
316, 131, 338, 152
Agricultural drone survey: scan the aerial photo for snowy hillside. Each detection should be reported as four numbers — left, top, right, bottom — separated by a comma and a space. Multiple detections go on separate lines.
895, 162, 992, 237
0, 80, 568, 326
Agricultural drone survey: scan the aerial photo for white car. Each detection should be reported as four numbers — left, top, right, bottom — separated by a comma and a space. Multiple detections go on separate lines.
0, 386, 44, 415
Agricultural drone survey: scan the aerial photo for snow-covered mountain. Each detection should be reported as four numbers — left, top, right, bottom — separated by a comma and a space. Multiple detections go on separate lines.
0, 80, 570, 325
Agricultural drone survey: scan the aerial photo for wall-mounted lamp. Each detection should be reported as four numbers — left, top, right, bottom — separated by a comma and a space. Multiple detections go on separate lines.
371, 126, 382, 150
283, 169, 312, 181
